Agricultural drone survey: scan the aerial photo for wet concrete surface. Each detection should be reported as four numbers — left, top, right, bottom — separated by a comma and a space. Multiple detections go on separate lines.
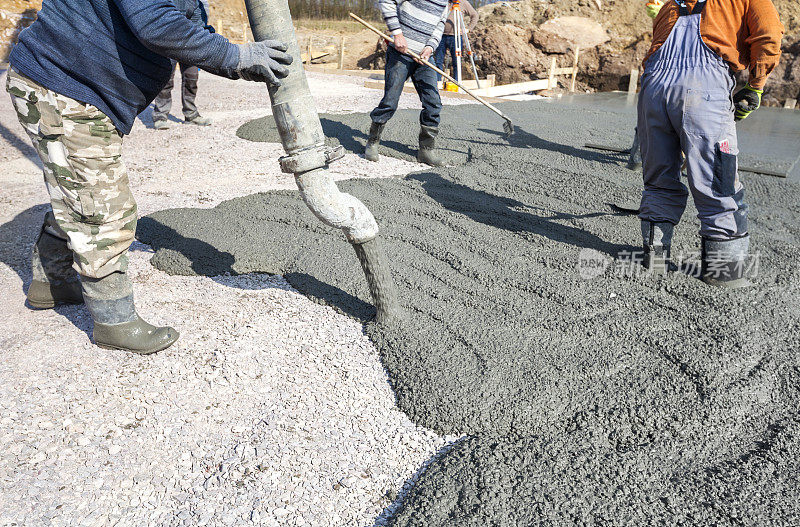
238, 94, 800, 179
140, 100, 800, 525
541, 92, 800, 178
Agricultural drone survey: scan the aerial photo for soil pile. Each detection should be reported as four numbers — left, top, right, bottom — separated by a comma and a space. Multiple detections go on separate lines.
469, 0, 800, 103
0, 0, 39, 62
139, 99, 800, 524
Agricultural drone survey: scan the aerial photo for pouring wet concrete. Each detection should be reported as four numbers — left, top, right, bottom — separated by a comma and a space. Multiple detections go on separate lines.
139, 100, 800, 524
238, 94, 800, 178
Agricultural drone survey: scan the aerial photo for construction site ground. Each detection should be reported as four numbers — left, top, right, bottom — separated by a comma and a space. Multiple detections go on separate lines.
0, 69, 466, 527
2, 66, 800, 526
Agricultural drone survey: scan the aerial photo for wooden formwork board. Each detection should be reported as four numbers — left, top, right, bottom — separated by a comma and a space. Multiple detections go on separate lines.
362, 79, 505, 103
303, 65, 385, 79
474, 80, 550, 97
584, 143, 789, 178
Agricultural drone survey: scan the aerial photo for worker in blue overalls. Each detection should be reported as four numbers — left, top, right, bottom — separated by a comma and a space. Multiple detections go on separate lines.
637, 0, 783, 287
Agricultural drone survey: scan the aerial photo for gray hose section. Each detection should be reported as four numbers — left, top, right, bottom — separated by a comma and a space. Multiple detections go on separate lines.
352, 238, 403, 325
295, 171, 381, 241
243, 0, 378, 243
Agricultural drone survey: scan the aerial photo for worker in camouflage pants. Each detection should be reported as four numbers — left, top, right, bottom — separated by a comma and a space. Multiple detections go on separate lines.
8, 72, 137, 279
6, 70, 163, 351
7, 0, 293, 354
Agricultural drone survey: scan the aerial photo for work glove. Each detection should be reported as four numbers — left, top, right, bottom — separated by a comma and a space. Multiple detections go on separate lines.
733, 84, 763, 121
234, 41, 293, 86
645, 0, 664, 19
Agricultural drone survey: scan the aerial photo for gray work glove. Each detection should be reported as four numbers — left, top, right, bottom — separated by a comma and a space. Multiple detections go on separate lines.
235, 41, 293, 86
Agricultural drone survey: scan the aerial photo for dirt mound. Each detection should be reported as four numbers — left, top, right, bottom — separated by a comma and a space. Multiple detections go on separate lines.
470, 0, 800, 102
0, 1, 40, 62
533, 16, 610, 53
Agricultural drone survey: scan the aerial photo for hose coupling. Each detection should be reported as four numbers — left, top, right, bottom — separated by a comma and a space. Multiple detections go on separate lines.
279, 145, 345, 174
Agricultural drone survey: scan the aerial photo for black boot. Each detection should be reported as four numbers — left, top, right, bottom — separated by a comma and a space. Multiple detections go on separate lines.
417, 125, 445, 167
641, 220, 674, 275
626, 130, 642, 171
81, 272, 179, 354
27, 212, 83, 309
364, 122, 384, 162
701, 235, 753, 289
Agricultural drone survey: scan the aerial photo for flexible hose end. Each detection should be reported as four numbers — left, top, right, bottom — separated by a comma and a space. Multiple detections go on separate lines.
294, 170, 380, 243
352, 238, 404, 326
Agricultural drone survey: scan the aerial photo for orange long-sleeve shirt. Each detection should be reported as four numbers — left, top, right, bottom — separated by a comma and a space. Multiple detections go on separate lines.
644, 0, 784, 89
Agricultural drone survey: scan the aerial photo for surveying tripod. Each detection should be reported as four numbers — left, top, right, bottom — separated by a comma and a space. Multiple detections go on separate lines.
450, 0, 481, 89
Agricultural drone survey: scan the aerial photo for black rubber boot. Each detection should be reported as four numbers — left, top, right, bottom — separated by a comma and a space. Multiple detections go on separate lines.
417, 125, 445, 167
641, 220, 674, 276
81, 272, 179, 355
27, 212, 83, 309
364, 122, 384, 162
626, 130, 642, 171
701, 235, 753, 289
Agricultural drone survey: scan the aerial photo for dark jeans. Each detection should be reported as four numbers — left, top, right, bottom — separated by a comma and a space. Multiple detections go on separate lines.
434, 34, 459, 81
153, 63, 199, 122
370, 45, 442, 128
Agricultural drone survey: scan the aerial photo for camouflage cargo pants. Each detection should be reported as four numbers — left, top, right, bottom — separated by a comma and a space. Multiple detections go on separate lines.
6, 70, 137, 278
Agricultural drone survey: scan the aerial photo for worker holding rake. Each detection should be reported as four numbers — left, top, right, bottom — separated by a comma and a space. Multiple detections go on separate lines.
364, 0, 450, 166
637, 0, 783, 287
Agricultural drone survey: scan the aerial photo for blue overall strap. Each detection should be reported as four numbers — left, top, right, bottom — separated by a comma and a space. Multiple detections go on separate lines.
674, 0, 707, 16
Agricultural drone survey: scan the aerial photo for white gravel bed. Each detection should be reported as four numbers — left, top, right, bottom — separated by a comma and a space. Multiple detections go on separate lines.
0, 69, 466, 526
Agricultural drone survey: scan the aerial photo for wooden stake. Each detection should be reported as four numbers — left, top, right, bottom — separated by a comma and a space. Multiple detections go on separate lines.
338, 36, 346, 70
570, 47, 580, 93
548, 57, 557, 90
628, 68, 639, 94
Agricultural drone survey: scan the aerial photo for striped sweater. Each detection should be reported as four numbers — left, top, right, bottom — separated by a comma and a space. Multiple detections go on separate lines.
379, 0, 450, 54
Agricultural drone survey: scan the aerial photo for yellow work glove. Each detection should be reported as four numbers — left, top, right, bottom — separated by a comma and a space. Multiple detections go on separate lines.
733, 85, 763, 121
646, 0, 664, 19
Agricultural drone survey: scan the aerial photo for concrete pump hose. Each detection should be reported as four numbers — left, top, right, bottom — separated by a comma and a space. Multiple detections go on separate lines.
243, 0, 378, 244
243, 0, 403, 324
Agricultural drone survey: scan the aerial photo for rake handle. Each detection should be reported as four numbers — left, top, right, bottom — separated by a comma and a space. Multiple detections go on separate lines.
349, 13, 511, 126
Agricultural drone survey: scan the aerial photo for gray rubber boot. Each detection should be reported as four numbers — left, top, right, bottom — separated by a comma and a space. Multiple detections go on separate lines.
417, 125, 445, 167
185, 115, 212, 126
701, 235, 753, 289
364, 122, 384, 162
27, 212, 83, 309
641, 220, 674, 276
81, 272, 179, 354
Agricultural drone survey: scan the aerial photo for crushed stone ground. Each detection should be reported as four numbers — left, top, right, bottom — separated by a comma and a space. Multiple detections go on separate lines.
142, 100, 800, 525
0, 70, 465, 527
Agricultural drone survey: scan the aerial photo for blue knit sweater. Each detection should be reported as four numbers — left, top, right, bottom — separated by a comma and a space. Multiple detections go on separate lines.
9, 0, 239, 134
